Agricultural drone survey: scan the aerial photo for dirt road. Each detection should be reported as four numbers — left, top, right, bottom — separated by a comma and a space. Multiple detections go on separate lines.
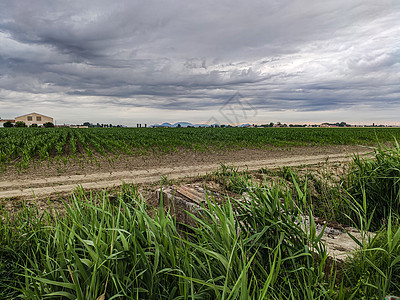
0, 150, 369, 200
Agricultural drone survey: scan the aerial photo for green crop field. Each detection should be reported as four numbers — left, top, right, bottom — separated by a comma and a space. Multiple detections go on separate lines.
1, 127, 400, 172
1, 127, 400, 298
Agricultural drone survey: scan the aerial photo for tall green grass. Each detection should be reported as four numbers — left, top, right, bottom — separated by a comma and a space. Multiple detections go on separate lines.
208, 149, 400, 299
0, 182, 336, 299
343, 214, 400, 299
347, 141, 400, 230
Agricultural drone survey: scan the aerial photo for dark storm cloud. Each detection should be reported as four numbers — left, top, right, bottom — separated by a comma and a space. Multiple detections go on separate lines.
0, 0, 399, 124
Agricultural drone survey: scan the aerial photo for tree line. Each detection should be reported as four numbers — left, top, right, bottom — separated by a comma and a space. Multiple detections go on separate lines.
2, 121, 54, 128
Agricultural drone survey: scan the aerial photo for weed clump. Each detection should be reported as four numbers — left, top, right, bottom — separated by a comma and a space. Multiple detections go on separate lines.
347, 141, 400, 230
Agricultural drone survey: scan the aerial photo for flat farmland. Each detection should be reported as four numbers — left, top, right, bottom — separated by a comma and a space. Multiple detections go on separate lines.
0, 127, 398, 200
2, 127, 400, 299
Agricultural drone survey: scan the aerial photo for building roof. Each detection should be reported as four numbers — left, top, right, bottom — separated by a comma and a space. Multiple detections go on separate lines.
15, 112, 53, 119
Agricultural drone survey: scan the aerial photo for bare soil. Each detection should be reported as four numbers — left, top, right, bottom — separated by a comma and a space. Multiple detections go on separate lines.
0, 145, 372, 201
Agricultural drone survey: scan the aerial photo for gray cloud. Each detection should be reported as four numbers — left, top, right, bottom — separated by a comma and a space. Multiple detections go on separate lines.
0, 0, 399, 125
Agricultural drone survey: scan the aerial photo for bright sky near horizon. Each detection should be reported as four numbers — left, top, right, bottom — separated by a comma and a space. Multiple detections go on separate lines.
0, 1, 399, 126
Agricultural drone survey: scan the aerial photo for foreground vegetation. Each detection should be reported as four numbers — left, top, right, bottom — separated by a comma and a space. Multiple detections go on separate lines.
1, 143, 399, 299
1, 127, 400, 172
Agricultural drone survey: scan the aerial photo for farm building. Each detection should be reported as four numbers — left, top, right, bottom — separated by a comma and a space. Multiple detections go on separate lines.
15, 112, 54, 126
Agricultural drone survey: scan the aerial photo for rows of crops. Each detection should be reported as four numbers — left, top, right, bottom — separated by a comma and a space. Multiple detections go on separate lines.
1, 127, 400, 171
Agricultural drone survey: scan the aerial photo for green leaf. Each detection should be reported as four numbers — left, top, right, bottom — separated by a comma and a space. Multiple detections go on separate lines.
45, 291, 76, 299
31, 277, 75, 289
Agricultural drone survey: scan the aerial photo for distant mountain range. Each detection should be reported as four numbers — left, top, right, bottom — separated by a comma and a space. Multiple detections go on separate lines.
152, 122, 211, 128
152, 122, 252, 128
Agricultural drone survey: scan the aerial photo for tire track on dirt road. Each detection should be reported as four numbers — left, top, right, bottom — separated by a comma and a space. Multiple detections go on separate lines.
0, 152, 367, 200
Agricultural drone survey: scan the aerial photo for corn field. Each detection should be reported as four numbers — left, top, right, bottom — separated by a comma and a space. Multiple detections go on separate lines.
1, 127, 400, 172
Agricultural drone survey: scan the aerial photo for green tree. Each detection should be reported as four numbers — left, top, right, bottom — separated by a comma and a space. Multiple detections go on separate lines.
3, 121, 13, 127
43, 122, 54, 128
15, 121, 27, 127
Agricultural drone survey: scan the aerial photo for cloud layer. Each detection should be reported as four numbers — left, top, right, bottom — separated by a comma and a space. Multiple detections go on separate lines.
1, 0, 399, 125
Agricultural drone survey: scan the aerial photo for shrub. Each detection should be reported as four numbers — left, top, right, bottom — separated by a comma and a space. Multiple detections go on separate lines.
14, 121, 27, 127
43, 122, 54, 128
3, 121, 13, 127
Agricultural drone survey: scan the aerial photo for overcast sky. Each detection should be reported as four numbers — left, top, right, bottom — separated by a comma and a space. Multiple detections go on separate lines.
1, 0, 399, 125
